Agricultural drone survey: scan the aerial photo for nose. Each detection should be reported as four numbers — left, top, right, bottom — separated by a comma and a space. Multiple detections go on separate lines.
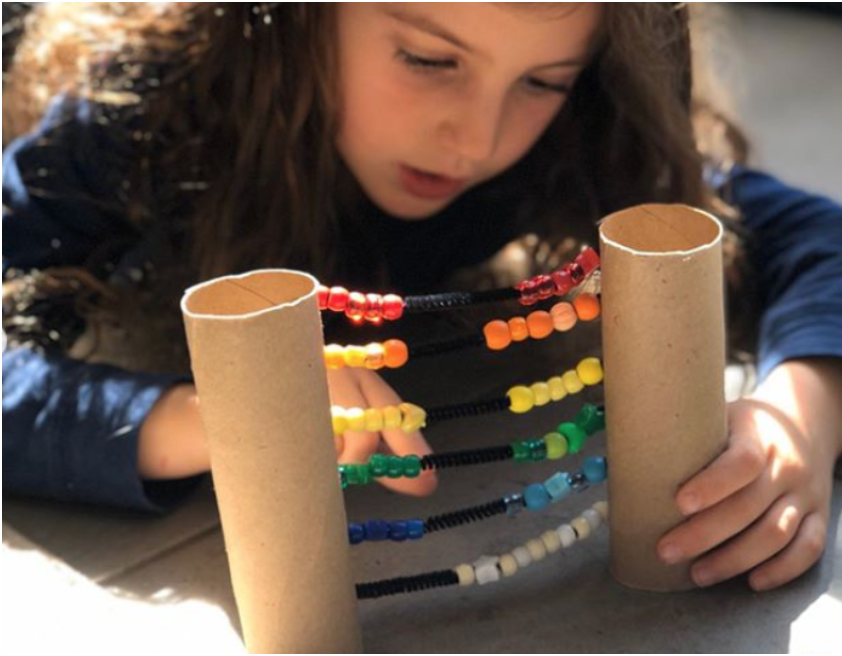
437, 90, 506, 166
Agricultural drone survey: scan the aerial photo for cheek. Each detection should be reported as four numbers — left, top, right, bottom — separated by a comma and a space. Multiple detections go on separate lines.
497, 101, 564, 168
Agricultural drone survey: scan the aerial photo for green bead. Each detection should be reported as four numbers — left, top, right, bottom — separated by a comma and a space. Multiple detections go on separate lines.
558, 421, 588, 454
511, 440, 531, 462
526, 439, 547, 461
544, 432, 568, 460
369, 454, 388, 477
344, 464, 371, 486
574, 404, 605, 435
403, 455, 421, 478
387, 455, 404, 478
339, 467, 348, 490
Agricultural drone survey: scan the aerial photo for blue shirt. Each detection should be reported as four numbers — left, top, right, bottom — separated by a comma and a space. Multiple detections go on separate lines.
4, 98, 842, 512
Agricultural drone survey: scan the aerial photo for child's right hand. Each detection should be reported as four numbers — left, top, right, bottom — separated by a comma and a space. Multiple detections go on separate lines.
327, 367, 438, 496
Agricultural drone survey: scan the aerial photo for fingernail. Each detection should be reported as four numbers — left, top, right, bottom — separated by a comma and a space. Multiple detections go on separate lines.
659, 543, 683, 565
693, 566, 715, 587
679, 492, 700, 515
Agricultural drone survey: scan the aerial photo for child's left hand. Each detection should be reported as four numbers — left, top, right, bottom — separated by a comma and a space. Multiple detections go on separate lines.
657, 364, 840, 591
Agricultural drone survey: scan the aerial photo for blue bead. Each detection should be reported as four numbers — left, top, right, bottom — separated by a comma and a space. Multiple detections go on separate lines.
567, 471, 590, 493
348, 523, 365, 544
543, 472, 572, 502
364, 519, 389, 541
504, 493, 526, 516
523, 483, 551, 510
406, 519, 425, 539
583, 456, 607, 484
389, 520, 408, 541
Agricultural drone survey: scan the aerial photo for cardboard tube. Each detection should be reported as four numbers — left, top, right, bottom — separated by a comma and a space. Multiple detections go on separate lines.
181, 270, 361, 653
600, 205, 728, 591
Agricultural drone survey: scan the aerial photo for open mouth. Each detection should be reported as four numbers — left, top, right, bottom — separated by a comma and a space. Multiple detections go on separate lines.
398, 164, 466, 200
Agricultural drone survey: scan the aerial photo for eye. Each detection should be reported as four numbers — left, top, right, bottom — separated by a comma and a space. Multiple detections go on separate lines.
396, 48, 457, 72
524, 77, 571, 96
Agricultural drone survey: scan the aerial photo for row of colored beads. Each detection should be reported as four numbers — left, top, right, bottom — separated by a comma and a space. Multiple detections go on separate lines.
340, 454, 423, 488
348, 457, 606, 545
348, 519, 425, 544
508, 457, 607, 513
332, 402, 427, 435
511, 403, 606, 462
452, 501, 609, 587
515, 247, 601, 306
324, 340, 409, 370
506, 357, 604, 414
317, 286, 405, 324
483, 293, 601, 351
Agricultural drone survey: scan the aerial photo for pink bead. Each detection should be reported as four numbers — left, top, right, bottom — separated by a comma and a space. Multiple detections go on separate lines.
536, 275, 555, 300
364, 293, 383, 321
346, 292, 366, 320
568, 263, 585, 285
517, 280, 540, 306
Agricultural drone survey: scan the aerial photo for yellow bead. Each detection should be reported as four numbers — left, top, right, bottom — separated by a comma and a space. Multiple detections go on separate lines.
324, 344, 346, 369
541, 530, 563, 554
526, 538, 547, 561
363, 343, 386, 370
345, 407, 366, 431
530, 382, 551, 406
498, 554, 518, 577
331, 406, 348, 435
544, 432, 568, 460
593, 501, 609, 521
571, 516, 592, 540
454, 563, 475, 586
399, 402, 427, 432
344, 345, 366, 368
576, 357, 604, 385
548, 376, 567, 401
507, 385, 535, 414
383, 405, 402, 430
364, 408, 384, 432
562, 370, 585, 394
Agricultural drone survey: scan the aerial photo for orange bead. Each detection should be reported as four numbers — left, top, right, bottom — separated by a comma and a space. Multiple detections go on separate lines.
383, 339, 409, 368
508, 316, 529, 342
526, 311, 553, 339
572, 293, 600, 321
550, 302, 578, 332
363, 342, 386, 370
483, 320, 512, 351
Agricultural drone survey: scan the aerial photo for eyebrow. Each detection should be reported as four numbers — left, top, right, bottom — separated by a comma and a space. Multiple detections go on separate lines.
381, 5, 588, 69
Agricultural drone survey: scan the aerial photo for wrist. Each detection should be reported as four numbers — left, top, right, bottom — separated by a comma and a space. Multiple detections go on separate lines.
750, 358, 842, 461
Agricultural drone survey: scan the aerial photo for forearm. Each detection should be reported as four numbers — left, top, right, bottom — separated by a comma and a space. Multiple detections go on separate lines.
138, 383, 210, 479
749, 357, 842, 462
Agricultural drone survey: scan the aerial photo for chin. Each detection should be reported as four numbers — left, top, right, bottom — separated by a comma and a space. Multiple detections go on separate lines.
369, 190, 456, 221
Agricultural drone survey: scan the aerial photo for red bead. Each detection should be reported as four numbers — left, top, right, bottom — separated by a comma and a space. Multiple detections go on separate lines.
346, 291, 367, 320
364, 293, 383, 321
568, 263, 585, 285
575, 248, 600, 276
382, 294, 405, 321
327, 286, 349, 312
317, 285, 330, 310
518, 280, 540, 306
536, 275, 555, 300
550, 269, 573, 296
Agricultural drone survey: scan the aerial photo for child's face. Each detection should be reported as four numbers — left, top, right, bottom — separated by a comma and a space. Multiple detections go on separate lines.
335, 3, 601, 220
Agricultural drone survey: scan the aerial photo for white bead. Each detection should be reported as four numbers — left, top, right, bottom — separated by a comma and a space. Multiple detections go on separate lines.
583, 508, 602, 531
571, 516, 592, 540
541, 530, 562, 553
498, 554, 518, 577
526, 538, 547, 561
512, 546, 532, 568
454, 563, 475, 586
557, 524, 576, 548
593, 500, 609, 521
474, 557, 501, 585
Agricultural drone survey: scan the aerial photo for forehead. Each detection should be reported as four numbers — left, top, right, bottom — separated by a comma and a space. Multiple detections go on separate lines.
376, 2, 602, 64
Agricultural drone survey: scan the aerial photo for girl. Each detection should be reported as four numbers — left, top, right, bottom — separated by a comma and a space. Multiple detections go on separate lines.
3, 3, 841, 594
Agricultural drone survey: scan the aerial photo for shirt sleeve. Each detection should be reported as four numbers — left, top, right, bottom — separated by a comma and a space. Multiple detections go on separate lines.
3, 96, 201, 512
727, 166, 842, 381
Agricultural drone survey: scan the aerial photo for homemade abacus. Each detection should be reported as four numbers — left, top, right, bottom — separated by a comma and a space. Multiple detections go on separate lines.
180, 204, 727, 652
